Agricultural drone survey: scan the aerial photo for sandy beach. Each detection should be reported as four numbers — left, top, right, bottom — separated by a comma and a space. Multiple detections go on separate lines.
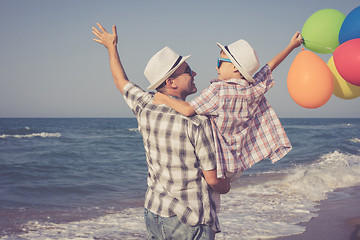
272, 186, 360, 240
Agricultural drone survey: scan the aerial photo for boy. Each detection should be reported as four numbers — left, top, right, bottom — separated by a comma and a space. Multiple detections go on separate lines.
154, 32, 303, 179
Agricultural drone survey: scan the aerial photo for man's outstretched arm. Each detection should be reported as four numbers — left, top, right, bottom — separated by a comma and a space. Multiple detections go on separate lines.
92, 23, 129, 94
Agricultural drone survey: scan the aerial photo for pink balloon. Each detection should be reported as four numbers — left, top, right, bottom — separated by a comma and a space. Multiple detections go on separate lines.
333, 38, 360, 86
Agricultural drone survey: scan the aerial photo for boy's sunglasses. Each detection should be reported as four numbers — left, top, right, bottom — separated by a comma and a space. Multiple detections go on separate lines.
217, 58, 232, 68
170, 66, 193, 78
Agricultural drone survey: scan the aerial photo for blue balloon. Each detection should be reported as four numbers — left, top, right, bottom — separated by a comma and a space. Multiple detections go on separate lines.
339, 6, 360, 44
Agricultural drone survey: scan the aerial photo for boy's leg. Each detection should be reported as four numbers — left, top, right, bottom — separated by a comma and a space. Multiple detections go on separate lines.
225, 170, 243, 182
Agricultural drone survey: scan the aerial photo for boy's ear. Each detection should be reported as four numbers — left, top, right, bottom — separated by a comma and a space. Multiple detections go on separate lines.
233, 65, 239, 73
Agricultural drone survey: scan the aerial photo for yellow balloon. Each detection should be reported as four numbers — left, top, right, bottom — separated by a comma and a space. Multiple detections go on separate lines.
327, 56, 360, 99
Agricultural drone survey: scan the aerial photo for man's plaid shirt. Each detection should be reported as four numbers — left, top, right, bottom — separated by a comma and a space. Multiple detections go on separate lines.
123, 82, 220, 232
189, 65, 292, 178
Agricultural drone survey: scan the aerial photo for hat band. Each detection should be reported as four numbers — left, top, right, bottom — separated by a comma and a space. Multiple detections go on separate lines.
167, 56, 182, 74
225, 46, 242, 68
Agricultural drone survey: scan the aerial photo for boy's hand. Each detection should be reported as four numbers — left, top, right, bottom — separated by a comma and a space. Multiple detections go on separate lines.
289, 31, 303, 49
153, 92, 166, 105
92, 23, 118, 49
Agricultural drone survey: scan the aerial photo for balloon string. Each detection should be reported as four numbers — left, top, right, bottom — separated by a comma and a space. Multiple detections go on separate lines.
303, 39, 335, 53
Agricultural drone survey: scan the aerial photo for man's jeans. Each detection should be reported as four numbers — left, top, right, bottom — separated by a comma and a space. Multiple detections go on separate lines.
144, 208, 215, 240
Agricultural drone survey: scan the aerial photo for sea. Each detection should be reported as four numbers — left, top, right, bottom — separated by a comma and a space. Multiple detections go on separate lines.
0, 118, 359, 240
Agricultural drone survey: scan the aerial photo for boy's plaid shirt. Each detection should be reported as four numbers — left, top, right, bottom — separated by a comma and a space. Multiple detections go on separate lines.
189, 65, 292, 178
123, 82, 221, 232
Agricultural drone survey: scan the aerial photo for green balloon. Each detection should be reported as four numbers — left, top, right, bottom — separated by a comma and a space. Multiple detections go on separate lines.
302, 9, 345, 54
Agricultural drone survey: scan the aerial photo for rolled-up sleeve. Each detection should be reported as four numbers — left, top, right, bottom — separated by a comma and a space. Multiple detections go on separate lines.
191, 118, 217, 171
189, 84, 219, 116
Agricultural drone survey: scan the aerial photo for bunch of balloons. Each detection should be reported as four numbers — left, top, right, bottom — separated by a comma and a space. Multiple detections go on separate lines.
287, 6, 360, 109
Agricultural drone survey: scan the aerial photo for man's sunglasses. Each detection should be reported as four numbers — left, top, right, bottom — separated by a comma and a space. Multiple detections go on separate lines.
170, 66, 193, 78
217, 58, 232, 68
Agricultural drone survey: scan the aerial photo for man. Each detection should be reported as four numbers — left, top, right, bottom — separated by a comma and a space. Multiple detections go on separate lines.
92, 23, 230, 239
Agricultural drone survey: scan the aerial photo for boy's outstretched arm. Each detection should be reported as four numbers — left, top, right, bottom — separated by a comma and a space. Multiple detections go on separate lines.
153, 92, 196, 116
267, 31, 303, 71
92, 23, 129, 94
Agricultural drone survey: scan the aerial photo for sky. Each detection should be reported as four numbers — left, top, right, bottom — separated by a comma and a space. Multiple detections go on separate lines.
0, 0, 359, 118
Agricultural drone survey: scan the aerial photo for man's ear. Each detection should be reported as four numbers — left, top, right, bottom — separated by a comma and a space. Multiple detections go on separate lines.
166, 78, 177, 89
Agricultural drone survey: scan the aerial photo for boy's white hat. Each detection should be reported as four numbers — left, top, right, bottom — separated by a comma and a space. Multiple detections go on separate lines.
216, 39, 260, 82
145, 46, 191, 90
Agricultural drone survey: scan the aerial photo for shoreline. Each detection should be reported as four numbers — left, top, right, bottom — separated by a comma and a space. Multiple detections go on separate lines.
272, 185, 360, 240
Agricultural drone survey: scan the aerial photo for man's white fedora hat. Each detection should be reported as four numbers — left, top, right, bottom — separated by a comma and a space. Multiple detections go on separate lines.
145, 46, 191, 90
216, 39, 260, 82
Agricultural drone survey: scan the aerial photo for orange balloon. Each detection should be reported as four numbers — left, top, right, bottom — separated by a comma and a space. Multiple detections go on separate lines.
287, 49, 334, 108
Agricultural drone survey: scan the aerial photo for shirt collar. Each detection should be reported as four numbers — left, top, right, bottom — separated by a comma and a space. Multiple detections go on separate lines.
166, 94, 183, 101
210, 78, 250, 87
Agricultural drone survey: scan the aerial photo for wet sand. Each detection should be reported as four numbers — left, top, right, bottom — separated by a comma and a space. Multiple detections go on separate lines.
272, 186, 360, 240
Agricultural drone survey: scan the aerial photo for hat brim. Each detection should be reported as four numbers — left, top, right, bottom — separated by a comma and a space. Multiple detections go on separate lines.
216, 42, 255, 82
147, 55, 191, 90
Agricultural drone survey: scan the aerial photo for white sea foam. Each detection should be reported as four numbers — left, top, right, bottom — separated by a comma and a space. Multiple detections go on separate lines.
4, 208, 146, 240
349, 137, 360, 143
217, 151, 360, 239
128, 128, 138, 132
0, 132, 61, 139
286, 123, 355, 131
284, 151, 360, 201
5, 151, 360, 240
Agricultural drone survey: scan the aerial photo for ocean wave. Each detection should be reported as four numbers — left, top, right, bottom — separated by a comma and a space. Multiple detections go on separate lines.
4, 151, 360, 240
0, 132, 61, 139
285, 123, 355, 130
217, 151, 360, 239
349, 137, 360, 143
283, 151, 360, 201
128, 128, 138, 132
9, 208, 146, 240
